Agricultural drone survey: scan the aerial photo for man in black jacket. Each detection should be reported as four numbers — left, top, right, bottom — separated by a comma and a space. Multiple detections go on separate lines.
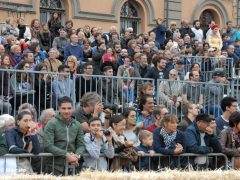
144, 56, 168, 86
98, 66, 123, 105
179, 20, 195, 38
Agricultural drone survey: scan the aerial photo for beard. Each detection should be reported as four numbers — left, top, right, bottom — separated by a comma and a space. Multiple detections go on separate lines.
195, 26, 200, 30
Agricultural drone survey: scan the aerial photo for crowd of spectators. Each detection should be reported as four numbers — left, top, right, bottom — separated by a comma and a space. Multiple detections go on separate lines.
0, 14, 240, 175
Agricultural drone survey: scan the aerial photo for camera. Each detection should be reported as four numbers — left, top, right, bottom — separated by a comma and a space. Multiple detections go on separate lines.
103, 130, 111, 136
103, 104, 119, 113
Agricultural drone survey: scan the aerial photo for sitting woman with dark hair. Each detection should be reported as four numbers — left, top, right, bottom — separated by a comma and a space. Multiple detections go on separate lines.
34, 63, 53, 110
153, 114, 186, 169
220, 111, 240, 169
122, 107, 140, 147
10, 61, 35, 110
5, 111, 40, 173
108, 114, 137, 171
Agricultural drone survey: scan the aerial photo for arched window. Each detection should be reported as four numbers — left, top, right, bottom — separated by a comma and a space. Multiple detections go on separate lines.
120, 1, 141, 36
40, 0, 65, 24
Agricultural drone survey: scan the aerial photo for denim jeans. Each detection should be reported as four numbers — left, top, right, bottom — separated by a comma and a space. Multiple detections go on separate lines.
123, 87, 134, 103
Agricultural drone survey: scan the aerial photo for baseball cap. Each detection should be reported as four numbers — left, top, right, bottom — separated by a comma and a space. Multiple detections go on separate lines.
196, 113, 214, 123
176, 60, 184, 65
208, 47, 217, 52
213, 70, 225, 77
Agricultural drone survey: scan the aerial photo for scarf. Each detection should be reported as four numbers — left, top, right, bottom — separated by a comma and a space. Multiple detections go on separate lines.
160, 127, 177, 148
31, 27, 40, 38
18, 25, 26, 39
108, 127, 125, 147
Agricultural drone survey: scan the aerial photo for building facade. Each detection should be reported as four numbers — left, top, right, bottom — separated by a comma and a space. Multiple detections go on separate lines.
0, 0, 239, 33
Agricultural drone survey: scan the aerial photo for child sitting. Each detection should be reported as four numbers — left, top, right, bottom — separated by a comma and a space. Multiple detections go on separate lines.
135, 130, 155, 170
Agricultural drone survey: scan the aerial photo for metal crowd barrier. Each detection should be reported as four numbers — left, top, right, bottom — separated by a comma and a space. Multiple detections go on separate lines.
2, 67, 240, 119
179, 56, 234, 81
156, 79, 230, 118
0, 68, 154, 118
0, 153, 229, 175
73, 74, 154, 107
1, 153, 54, 174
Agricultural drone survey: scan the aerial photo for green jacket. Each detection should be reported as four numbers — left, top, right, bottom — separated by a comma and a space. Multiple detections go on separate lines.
43, 112, 85, 172
0, 129, 7, 156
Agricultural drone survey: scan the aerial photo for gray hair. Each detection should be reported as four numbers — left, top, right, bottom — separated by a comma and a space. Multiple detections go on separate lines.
169, 69, 178, 74
0, 114, 15, 130
40, 108, 55, 123
48, 48, 60, 57
81, 92, 101, 107
18, 103, 37, 119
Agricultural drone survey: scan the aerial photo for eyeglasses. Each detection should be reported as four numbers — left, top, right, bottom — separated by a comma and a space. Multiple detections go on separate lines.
231, 104, 239, 108
169, 74, 177, 76
24, 66, 30, 69
85, 67, 93, 69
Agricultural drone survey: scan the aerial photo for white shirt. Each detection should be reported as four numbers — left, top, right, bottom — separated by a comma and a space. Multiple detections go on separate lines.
194, 132, 207, 165
191, 27, 204, 42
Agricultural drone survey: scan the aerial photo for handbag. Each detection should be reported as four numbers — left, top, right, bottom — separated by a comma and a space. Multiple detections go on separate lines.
119, 146, 138, 166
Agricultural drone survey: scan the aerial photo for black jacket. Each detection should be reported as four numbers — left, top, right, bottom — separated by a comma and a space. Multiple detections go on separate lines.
144, 67, 168, 85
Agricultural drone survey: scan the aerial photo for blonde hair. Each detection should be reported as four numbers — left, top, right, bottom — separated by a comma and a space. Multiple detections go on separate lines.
66, 55, 78, 69
138, 130, 153, 142
6, 35, 16, 45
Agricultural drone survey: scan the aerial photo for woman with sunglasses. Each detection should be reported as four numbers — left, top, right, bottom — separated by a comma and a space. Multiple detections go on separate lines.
159, 69, 182, 115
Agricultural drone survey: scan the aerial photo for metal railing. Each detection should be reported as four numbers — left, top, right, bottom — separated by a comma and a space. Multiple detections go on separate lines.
156, 79, 230, 118
2, 66, 240, 119
179, 56, 234, 81
0, 153, 230, 175
0, 68, 154, 117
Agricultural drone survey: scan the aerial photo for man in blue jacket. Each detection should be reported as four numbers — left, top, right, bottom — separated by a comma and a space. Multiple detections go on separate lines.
149, 18, 166, 48
185, 113, 222, 169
